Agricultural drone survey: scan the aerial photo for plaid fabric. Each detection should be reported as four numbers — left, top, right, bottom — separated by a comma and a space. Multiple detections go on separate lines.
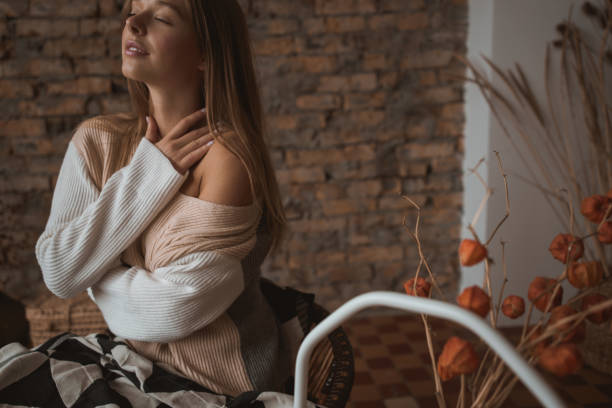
0, 331, 324, 408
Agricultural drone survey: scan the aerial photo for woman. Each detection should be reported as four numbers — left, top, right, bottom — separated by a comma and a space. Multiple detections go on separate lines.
0, 0, 320, 406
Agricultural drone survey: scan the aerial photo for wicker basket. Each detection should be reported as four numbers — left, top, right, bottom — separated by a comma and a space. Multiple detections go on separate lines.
25, 291, 108, 347
578, 278, 612, 375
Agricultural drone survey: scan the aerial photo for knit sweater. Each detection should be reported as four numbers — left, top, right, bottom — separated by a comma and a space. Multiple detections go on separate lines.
35, 116, 298, 397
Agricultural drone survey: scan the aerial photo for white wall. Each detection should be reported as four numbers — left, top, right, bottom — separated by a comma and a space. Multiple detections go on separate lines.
461, 0, 592, 327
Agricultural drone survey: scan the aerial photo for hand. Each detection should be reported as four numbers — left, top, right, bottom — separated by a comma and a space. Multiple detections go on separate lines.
144, 108, 215, 175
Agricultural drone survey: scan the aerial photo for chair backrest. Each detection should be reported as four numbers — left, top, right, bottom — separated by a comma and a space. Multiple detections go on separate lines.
303, 302, 355, 408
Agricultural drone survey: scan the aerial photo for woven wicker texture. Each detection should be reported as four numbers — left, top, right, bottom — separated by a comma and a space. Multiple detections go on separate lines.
579, 279, 612, 376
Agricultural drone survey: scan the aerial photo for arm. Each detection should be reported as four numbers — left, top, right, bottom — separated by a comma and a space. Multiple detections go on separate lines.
89, 135, 255, 342
35, 125, 189, 299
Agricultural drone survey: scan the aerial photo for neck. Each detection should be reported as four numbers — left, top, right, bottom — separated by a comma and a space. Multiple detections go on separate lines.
147, 85, 205, 138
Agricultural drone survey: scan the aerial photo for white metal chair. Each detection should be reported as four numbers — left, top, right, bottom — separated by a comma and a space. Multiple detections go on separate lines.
293, 291, 566, 408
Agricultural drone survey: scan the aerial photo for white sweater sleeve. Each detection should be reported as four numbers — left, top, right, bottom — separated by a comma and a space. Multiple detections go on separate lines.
35, 133, 189, 299
88, 250, 245, 342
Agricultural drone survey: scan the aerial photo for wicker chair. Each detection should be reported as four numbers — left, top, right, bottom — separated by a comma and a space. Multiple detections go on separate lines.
25, 281, 354, 408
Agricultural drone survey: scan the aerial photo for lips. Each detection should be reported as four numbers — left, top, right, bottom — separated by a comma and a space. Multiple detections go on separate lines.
125, 40, 149, 55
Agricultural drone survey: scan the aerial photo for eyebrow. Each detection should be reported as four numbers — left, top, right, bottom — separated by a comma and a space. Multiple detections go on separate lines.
133, 0, 184, 19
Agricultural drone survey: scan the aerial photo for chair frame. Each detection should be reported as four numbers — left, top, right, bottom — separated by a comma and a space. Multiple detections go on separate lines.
293, 291, 566, 408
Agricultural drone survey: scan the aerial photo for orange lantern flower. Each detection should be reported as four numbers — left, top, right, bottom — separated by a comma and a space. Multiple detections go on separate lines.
528, 277, 563, 312
458, 239, 487, 266
501, 295, 525, 319
538, 343, 582, 377
567, 261, 604, 289
581, 293, 612, 324
581, 194, 612, 223
527, 326, 549, 357
548, 233, 584, 263
403, 277, 431, 297
437, 336, 479, 381
598, 221, 612, 244
456, 285, 490, 318
547, 305, 585, 344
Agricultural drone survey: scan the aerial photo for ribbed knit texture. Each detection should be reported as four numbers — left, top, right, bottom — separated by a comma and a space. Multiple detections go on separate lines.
35, 116, 294, 397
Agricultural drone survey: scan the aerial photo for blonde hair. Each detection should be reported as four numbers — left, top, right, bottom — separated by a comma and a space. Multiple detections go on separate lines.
80, 0, 287, 254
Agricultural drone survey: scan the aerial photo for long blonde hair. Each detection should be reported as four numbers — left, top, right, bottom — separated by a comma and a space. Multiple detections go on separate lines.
82, 0, 287, 254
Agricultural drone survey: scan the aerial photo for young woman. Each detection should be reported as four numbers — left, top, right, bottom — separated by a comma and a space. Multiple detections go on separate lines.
0, 1, 320, 406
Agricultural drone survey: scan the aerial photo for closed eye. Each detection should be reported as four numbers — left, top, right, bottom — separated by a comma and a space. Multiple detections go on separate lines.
125, 12, 170, 24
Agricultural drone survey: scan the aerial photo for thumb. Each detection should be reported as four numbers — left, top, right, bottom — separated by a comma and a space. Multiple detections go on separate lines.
145, 115, 160, 143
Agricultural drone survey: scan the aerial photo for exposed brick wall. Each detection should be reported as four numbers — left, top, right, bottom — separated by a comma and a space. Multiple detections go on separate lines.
0, 0, 467, 312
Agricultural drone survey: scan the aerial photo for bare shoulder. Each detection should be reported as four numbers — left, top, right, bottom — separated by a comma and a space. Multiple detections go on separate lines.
195, 131, 253, 207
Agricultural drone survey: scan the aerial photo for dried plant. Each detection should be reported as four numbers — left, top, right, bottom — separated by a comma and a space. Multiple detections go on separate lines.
399, 1, 612, 406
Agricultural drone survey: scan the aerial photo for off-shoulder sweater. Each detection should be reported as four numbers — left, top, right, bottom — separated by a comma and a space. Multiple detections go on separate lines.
34, 116, 301, 397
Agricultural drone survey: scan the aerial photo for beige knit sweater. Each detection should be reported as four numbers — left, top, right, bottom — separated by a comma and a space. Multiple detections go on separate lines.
36, 116, 298, 397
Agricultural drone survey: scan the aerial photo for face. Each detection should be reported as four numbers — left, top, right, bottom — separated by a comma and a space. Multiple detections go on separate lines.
122, 0, 204, 89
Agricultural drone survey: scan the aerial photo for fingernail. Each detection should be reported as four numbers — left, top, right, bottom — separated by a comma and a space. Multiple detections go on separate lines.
200, 107, 207, 112
206, 140, 214, 146
145, 116, 150, 125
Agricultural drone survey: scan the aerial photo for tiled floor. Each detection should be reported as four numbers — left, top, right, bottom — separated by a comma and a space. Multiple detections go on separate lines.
340, 312, 612, 408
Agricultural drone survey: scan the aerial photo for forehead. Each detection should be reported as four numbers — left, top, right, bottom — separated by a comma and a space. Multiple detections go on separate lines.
132, 0, 188, 18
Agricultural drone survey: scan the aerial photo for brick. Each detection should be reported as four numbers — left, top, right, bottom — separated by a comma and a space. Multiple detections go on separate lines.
402, 50, 455, 69
318, 73, 377, 92
380, 72, 399, 89
43, 38, 107, 58
16, 19, 79, 37
346, 179, 383, 197
348, 245, 403, 263
277, 167, 326, 184
269, 115, 296, 130
415, 86, 460, 104
74, 58, 122, 75
343, 91, 386, 110
254, 36, 295, 56
79, 18, 122, 36
418, 71, 437, 86
0, 80, 34, 98
315, 183, 345, 201
368, 15, 396, 30
289, 251, 346, 268
397, 12, 429, 30
296, 94, 341, 110
264, 19, 299, 35
295, 55, 337, 73
0, 175, 49, 193
435, 120, 463, 137
315, 0, 376, 15
19, 97, 86, 116
325, 16, 365, 32
431, 155, 461, 173
379, 194, 427, 210
316, 264, 372, 282
289, 217, 346, 233
0, 0, 28, 17
321, 198, 376, 216
363, 53, 386, 70
0, 119, 45, 137
303, 18, 325, 35
286, 148, 344, 166
381, 0, 425, 11
432, 192, 462, 209
1, 58, 73, 77
350, 110, 385, 127
397, 141, 456, 160
398, 161, 428, 177
100, 95, 130, 114
344, 144, 376, 161
99, 0, 121, 16
46, 77, 112, 95
30, 0, 97, 17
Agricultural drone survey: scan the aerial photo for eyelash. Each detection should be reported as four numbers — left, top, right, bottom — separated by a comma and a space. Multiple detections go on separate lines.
126, 12, 169, 24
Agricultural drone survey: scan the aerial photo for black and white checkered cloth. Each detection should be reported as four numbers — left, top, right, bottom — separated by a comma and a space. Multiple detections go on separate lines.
0, 331, 324, 408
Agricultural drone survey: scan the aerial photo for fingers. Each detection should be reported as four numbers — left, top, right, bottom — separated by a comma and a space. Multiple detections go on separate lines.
144, 115, 160, 143
166, 108, 207, 140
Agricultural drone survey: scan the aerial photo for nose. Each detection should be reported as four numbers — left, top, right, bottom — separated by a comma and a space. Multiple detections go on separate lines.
126, 14, 146, 34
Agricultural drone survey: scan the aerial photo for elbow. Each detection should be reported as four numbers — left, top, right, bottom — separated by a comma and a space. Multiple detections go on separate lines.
42, 274, 78, 299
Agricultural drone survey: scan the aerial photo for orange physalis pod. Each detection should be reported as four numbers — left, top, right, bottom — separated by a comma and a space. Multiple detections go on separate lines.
567, 261, 603, 289
403, 277, 431, 297
458, 239, 487, 266
501, 295, 525, 319
528, 277, 563, 312
437, 336, 479, 381
527, 326, 549, 357
547, 305, 585, 344
548, 233, 584, 263
580, 194, 612, 223
456, 285, 490, 318
597, 221, 612, 244
581, 293, 612, 325
538, 343, 582, 377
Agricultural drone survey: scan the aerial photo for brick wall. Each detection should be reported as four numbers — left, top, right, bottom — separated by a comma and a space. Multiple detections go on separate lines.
0, 0, 467, 312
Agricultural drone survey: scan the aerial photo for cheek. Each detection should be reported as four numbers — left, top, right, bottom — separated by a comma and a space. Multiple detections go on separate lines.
156, 33, 197, 63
